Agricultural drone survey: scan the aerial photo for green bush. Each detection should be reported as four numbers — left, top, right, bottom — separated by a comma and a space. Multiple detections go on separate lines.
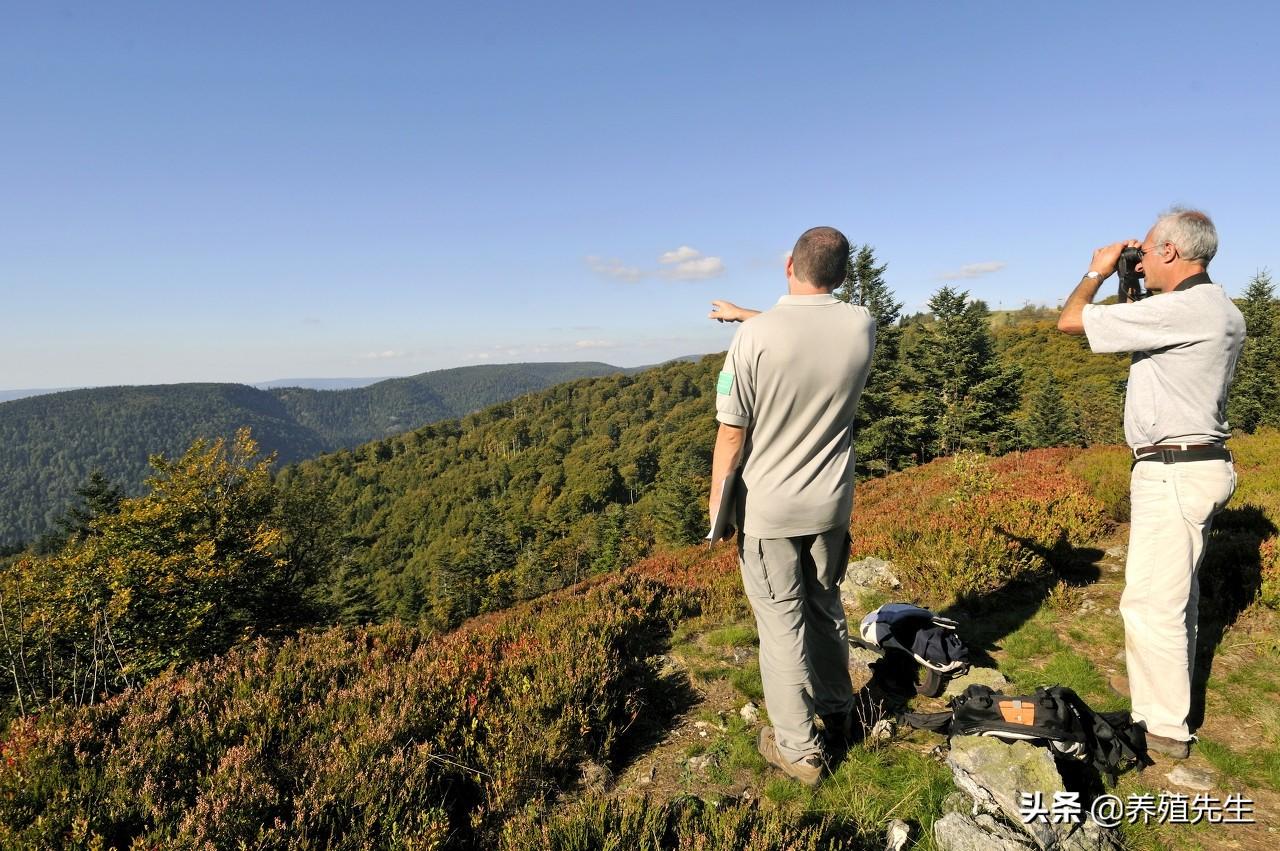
0, 429, 322, 720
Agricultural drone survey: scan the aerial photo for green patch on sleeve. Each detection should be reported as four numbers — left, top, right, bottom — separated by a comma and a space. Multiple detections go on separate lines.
716, 371, 734, 395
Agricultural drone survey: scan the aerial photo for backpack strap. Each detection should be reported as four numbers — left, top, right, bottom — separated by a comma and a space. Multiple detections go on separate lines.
1045, 686, 1154, 781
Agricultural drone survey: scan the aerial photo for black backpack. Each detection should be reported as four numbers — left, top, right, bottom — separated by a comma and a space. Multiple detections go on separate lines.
902, 684, 1153, 782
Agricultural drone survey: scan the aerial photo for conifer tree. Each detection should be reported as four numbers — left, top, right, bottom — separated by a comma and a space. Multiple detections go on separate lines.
35, 470, 124, 554
1024, 375, 1082, 448
901, 286, 1022, 459
1228, 270, 1280, 433
652, 458, 706, 546
834, 244, 911, 473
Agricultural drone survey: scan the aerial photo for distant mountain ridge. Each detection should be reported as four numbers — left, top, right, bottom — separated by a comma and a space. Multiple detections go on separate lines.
0, 361, 639, 547
252, 377, 393, 391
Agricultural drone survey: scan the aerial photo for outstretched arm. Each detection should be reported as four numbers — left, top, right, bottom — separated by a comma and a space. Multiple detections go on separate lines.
709, 300, 760, 323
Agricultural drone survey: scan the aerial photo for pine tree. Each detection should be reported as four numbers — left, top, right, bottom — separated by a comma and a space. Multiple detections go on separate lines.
1228, 270, 1280, 433
1024, 375, 1082, 448
652, 458, 706, 546
35, 470, 123, 554
902, 286, 1022, 459
835, 244, 911, 473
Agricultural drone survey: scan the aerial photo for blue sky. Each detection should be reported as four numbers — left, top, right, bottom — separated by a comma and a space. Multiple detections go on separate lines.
3, 1, 1278, 388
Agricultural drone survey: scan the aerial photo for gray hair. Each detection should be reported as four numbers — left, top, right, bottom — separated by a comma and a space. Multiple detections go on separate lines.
1150, 207, 1218, 265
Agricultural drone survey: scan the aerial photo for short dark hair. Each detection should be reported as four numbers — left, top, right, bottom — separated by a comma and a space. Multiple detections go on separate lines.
791, 226, 850, 289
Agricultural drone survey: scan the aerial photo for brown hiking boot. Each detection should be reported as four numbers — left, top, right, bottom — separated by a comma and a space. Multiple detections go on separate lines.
1146, 732, 1191, 760
1108, 674, 1130, 699
757, 726, 826, 788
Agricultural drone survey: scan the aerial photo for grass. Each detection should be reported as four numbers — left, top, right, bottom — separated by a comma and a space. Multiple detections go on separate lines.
730, 663, 764, 701
705, 623, 757, 648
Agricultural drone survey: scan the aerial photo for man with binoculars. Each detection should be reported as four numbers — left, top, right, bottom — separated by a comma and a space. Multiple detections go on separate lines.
1057, 207, 1245, 759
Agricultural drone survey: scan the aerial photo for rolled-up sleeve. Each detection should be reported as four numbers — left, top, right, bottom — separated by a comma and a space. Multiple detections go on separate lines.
1082, 300, 1187, 354
715, 328, 755, 427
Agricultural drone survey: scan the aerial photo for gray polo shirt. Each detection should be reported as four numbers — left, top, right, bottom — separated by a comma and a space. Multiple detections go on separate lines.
715, 293, 876, 538
1081, 275, 1244, 448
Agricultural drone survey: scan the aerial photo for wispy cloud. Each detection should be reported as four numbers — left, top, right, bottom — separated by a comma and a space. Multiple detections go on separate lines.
937, 261, 1007, 280
586, 245, 726, 282
574, 339, 617, 349
359, 350, 410, 360
585, 255, 644, 282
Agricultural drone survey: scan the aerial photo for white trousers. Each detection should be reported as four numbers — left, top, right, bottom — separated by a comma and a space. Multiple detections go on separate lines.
1121, 458, 1235, 741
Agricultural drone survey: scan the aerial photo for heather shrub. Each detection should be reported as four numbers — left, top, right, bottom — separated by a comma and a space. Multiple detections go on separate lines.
852, 448, 1111, 605
0, 563, 715, 850
1065, 444, 1132, 522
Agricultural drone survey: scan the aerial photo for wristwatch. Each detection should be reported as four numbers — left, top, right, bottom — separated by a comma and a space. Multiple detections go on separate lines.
1083, 271, 1102, 281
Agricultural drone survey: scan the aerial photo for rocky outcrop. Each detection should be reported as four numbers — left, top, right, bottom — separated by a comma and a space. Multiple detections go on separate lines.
938, 736, 1122, 851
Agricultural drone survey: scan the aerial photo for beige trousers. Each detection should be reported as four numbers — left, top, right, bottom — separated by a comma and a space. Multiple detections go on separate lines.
738, 527, 853, 762
1121, 458, 1235, 742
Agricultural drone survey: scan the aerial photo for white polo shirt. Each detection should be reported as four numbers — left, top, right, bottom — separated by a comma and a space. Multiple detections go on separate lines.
1081, 275, 1245, 448
715, 294, 876, 538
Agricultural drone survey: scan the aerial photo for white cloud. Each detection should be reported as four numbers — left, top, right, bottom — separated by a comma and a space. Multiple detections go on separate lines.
587, 244, 727, 283
661, 256, 726, 280
659, 245, 702, 264
937, 261, 1007, 280
574, 339, 616, 349
359, 350, 408, 360
585, 255, 644, 282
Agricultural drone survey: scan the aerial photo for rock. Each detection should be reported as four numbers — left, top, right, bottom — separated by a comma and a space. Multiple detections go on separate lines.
1105, 546, 1127, 560
884, 818, 911, 851
693, 719, 726, 734
946, 736, 1122, 851
651, 654, 686, 678
934, 812, 1035, 851
942, 790, 975, 816
636, 763, 657, 785
869, 717, 896, 743
849, 644, 883, 665
740, 702, 759, 724
1166, 764, 1214, 791
942, 666, 1010, 698
687, 754, 716, 774
842, 557, 901, 595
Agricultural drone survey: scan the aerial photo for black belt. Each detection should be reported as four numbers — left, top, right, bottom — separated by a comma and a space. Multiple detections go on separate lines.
1132, 446, 1232, 466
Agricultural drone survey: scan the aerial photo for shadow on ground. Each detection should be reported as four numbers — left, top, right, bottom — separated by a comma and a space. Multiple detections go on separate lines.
939, 527, 1106, 670
1190, 504, 1276, 730
608, 650, 703, 778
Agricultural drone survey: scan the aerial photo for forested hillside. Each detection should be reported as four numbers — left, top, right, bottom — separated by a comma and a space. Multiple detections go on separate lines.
279, 357, 720, 628
0, 361, 626, 547
0, 384, 327, 548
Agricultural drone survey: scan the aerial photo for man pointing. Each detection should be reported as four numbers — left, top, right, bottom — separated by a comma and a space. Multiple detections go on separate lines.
709, 226, 876, 785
